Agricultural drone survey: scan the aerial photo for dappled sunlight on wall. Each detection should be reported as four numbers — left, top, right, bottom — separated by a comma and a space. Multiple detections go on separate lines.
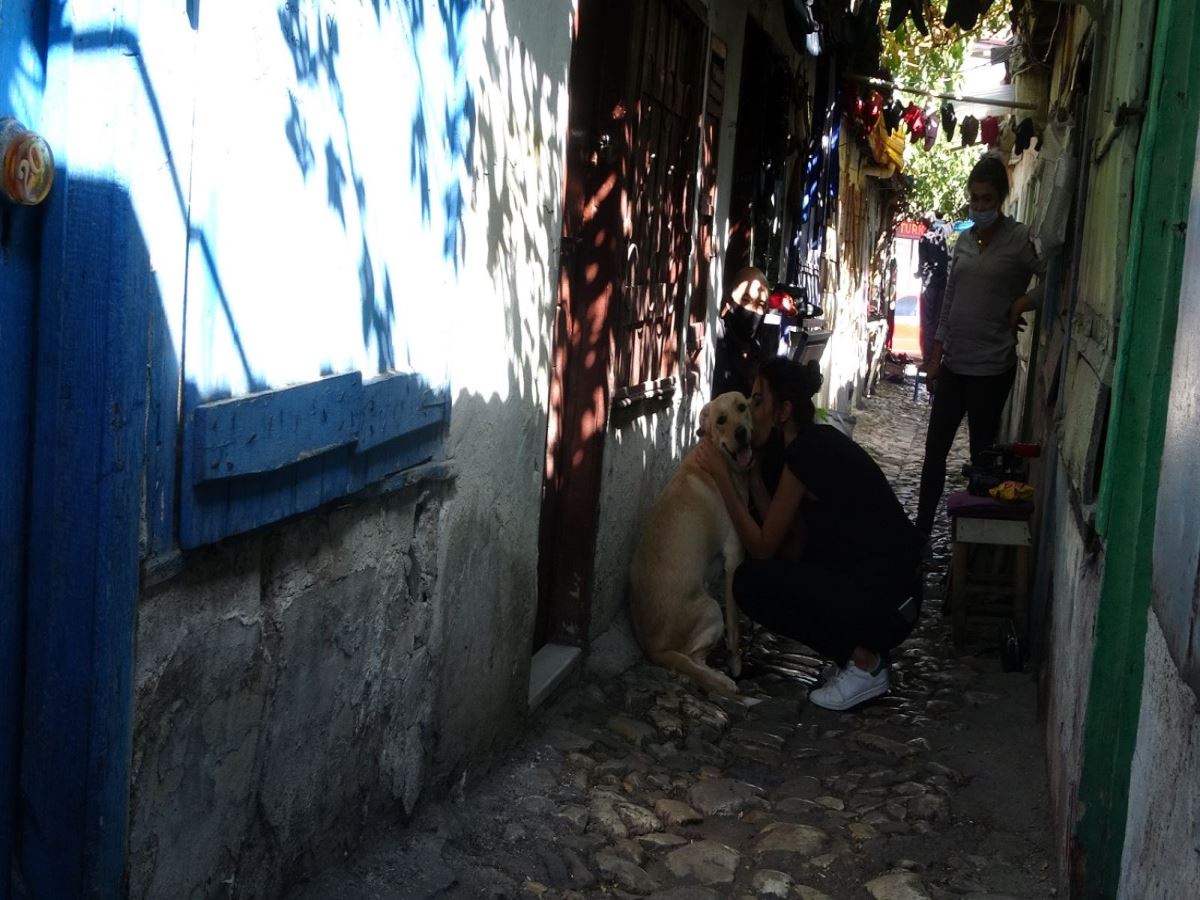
184, 0, 481, 400
451, 0, 570, 407
1, 7, 46, 126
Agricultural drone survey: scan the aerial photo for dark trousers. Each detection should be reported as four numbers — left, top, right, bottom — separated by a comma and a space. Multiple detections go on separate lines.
920, 281, 945, 361
916, 365, 1016, 534
732, 559, 921, 665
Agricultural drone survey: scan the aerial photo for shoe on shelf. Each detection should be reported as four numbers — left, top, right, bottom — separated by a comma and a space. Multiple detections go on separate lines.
809, 661, 890, 711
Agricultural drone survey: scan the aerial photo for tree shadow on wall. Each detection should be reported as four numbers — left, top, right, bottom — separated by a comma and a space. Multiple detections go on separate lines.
278, 0, 479, 373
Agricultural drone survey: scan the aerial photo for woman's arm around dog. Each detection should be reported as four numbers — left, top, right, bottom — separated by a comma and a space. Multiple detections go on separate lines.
694, 441, 806, 560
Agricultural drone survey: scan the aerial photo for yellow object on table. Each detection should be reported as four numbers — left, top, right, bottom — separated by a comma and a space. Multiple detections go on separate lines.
989, 480, 1034, 502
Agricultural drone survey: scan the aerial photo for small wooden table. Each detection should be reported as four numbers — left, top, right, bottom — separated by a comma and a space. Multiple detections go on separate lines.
946, 490, 1034, 653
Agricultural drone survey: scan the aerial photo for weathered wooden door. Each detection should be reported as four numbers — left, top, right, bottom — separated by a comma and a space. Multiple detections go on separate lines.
612, 0, 707, 403
537, 0, 706, 648
0, 3, 48, 896
536, 0, 631, 649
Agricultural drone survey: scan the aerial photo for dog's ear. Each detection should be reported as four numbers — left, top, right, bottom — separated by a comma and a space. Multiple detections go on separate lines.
696, 401, 712, 438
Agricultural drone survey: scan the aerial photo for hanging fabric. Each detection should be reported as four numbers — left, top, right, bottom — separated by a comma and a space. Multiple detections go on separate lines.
1029, 115, 1076, 254
868, 115, 905, 169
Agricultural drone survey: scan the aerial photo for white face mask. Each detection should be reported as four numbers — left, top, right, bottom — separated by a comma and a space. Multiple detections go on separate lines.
970, 208, 999, 229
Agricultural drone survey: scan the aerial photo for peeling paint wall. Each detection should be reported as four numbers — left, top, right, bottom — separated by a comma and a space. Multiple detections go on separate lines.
1117, 614, 1200, 898
1041, 466, 1101, 876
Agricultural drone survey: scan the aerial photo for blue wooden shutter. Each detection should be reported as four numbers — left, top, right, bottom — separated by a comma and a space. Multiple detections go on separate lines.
180, 371, 448, 548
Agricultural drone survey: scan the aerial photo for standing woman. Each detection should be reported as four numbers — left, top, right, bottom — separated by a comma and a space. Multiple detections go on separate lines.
695, 358, 922, 711
916, 152, 1046, 546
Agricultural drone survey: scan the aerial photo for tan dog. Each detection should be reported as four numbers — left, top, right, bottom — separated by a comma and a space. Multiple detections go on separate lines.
630, 391, 754, 695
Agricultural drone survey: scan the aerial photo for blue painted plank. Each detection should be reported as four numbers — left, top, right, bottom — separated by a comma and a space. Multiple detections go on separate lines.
359, 373, 450, 450
145, 273, 182, 556
0, 184, 42, 900
353, 421, 447, 488
21, 175, 148, 898
191, 372, 363, 483
0, 3, 49, 896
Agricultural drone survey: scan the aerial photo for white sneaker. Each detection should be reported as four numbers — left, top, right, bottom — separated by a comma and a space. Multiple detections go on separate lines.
808, 661, 890, 711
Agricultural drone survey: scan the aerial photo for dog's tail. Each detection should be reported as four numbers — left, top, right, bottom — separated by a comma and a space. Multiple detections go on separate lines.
649, 649, 739, 697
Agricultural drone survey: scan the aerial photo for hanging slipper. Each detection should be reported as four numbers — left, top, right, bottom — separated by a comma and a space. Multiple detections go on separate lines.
886, 0, 929, 36
923, 107, 940, 150
883, 99, 904, 132
887, 0, 911, 32
1014, 117, 1038, 154
960, 114, 979, 146
902, 102, 924, 130
909, 0, 929, 35
980, 114, 1000, 147
941, 101, 958, 141
863, 90, 884, 128
943, 0, 967, 29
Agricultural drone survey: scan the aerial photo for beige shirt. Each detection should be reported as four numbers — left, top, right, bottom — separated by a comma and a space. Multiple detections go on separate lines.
936, 215, 1045, 376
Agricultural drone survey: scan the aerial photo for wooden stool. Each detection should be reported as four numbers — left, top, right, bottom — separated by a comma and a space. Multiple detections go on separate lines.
946, 490, 1033, 651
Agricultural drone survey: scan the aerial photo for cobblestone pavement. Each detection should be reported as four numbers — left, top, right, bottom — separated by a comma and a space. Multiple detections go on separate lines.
290, 380, 1056, 900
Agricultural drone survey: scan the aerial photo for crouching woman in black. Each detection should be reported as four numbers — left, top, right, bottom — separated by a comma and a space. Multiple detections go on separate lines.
695, 357, 922, 710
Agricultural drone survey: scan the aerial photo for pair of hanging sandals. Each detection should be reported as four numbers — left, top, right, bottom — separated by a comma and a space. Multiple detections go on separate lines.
886, 0, 998, 35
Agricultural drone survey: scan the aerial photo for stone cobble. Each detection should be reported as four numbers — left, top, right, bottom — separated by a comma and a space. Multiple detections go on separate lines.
289, 380, 1055, 900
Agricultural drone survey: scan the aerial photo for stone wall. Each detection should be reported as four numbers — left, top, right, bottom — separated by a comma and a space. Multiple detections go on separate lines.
128, 486, 446, 898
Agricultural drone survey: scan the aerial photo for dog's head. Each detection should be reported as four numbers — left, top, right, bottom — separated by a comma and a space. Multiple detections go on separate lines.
697, 391, 754, 470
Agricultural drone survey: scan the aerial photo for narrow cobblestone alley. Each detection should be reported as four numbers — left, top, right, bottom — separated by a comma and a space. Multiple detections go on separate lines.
289, 381, 1056, 900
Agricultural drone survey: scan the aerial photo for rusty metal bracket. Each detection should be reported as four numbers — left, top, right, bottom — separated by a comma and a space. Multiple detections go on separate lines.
1093, 101, 1146, 164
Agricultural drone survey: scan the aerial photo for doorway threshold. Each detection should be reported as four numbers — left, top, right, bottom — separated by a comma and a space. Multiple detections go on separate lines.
528, 643, 583, 711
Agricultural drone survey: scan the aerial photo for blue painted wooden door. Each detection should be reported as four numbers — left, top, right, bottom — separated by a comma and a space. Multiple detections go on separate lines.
0, 4, 48, 897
